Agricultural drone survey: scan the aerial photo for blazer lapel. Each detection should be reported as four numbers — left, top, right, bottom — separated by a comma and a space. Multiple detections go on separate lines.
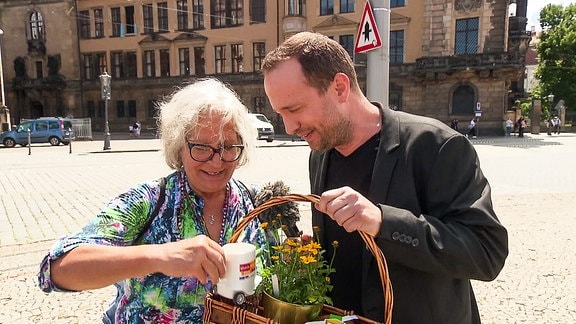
369, 105, 400, 204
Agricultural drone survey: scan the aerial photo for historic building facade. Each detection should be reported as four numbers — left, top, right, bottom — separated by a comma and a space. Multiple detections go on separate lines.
0, 0, 529, 135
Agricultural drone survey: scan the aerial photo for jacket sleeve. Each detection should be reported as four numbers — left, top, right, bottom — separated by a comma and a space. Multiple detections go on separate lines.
376, 135, 508, 281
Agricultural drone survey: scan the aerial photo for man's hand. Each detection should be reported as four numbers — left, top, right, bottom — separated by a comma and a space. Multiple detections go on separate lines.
315, 186, 382, 236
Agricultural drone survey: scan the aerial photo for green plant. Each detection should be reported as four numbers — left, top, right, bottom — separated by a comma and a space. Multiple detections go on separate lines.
256, 221, 337, 306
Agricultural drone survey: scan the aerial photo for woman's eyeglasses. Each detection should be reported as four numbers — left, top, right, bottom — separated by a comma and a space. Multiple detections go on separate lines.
187, 143, 244, 162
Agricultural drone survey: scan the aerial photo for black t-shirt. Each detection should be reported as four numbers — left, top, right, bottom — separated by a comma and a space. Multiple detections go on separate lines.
323, 133, 379, 316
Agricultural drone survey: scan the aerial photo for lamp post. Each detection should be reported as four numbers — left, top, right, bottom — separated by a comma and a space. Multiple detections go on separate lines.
0, 28, 10, 132
547, 94, 554, 115
99, 71, 111, 150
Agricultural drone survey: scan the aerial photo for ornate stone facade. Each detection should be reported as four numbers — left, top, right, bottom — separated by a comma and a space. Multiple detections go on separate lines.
0, 0, 529, 135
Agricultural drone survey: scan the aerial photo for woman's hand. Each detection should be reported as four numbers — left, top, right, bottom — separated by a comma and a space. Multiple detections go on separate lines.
315, 186, 382, 237
155, 235, 226, 284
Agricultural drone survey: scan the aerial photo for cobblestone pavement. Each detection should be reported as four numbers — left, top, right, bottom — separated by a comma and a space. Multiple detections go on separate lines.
0, 133, 575, 323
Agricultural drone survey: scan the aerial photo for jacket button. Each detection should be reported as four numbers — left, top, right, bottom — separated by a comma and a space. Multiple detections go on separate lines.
411, 238, 419, 247
392, 232, 400, 240
405, 235, 413, 244
399, 234, 406, 243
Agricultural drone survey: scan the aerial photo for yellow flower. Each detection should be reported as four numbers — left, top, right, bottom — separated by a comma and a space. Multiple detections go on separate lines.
260, 222, 269, 229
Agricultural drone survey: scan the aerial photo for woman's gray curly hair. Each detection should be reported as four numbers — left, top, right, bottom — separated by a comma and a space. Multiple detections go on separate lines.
156, 78, 257, 170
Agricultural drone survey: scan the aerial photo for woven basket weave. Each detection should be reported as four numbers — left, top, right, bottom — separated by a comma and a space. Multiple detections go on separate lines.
204, 194, 393, 324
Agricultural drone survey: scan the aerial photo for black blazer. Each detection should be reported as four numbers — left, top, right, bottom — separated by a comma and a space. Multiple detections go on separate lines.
309, 105, 508, 323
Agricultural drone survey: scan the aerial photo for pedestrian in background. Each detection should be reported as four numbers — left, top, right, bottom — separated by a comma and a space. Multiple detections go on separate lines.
505, 117, 514, 136
467, 117, 477, 138
553, 116, 561, 134
37, 78, 265, 323
262, 31, 508, 324
517, 116, 526, 138
450, 119, 459, 132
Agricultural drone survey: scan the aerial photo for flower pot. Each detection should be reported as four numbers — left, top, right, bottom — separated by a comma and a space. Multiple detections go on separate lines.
261, 292, 322, 324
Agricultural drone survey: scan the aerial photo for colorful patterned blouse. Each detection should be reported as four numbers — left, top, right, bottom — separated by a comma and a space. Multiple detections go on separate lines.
38, 170, 266, 323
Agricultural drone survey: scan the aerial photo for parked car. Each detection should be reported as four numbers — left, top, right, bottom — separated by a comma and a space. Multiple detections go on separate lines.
0, 117, 75, 147
248, 113, 274, 142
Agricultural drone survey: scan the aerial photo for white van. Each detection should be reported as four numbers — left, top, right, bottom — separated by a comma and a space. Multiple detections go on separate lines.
248, 113, 274, 142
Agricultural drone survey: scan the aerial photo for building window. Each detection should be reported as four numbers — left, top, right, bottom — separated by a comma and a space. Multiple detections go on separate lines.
194, 47, 205, 76
143, 4, 154, 33
340, 0, 354, 13
35, 61, 43, 79
254, 96, 265, 113
29, 11, 45, 40
179, 48, 190, 75
82, 53, 106, 80
82, 54, 96, 80
177, 0, 189, 30
193, 0, 205, 29
94, 9, 104, 38
390, 30, 404, 64
253, 42, 265, 72
128, 100, 137, 118
160, 49, 170, 76
251, 0, 265, 23
125, 6, 136, 34
79, 10, 91, 39
339, 34, 354, 58
111, 52, 124, 79
158, 2, 168, 32
87, 101, 96, 118
116, 101, 126, 118
320, 0, 334, 16
215, 45, 226, 74
144, 50, 156, 77
211, 0, 243, 28
288, 0, 303, 16
391, 0, 405, 8
452, 85, 475, 115
455, 17, 479, 55
126, 52, 137, 78
231, 44, 243, 73
111, 7, 121, 37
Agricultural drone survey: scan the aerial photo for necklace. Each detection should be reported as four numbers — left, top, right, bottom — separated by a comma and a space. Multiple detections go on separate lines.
178, 172, 228, 243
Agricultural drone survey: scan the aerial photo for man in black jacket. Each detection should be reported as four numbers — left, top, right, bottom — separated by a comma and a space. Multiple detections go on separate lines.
262, 32, 508, 323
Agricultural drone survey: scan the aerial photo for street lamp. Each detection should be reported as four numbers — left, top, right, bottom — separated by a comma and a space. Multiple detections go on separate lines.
0, 28, 10, 132
99, 71, 111, 150
547, 94, 555, 115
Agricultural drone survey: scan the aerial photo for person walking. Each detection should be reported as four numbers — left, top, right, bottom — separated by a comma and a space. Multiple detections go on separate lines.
450, 119, 459, 132
467, 118, 477, 138
38, 78, 266, 323
517, 116, 526, 138
262, 32, 508, 324
505, 117, 514, 136
553, 116, 561, 134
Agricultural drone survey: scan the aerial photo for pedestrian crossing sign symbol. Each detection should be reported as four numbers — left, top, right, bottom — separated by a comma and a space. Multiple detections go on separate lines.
354, 1, 383, 53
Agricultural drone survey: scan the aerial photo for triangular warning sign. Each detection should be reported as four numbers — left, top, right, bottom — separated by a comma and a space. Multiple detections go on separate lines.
354, 1, 383, 53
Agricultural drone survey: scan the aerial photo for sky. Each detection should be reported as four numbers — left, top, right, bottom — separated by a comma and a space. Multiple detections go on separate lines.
526, 0, 576, 31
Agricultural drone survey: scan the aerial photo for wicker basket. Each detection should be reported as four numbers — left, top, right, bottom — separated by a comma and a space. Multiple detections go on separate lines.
203, 194, 393, 324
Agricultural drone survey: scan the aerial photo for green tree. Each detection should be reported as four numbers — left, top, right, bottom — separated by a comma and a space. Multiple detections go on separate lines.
534, 3, 576, 118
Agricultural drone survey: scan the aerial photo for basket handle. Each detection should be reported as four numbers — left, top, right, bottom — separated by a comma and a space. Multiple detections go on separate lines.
229, 194, 393, 324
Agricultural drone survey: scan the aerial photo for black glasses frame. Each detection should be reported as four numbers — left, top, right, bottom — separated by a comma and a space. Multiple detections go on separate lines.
187, 143, 244, 162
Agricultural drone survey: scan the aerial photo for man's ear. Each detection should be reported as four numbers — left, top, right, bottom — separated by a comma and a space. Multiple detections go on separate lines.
333, 73, 350, 99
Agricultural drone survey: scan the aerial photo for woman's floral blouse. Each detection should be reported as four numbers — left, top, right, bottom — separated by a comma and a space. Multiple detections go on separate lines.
38, 170, 265, 323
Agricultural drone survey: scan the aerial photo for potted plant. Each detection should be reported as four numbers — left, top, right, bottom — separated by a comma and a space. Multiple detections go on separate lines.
256, 218, 338, 323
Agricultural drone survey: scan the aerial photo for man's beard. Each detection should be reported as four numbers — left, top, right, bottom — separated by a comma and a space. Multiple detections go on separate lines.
314, 110, 353, 152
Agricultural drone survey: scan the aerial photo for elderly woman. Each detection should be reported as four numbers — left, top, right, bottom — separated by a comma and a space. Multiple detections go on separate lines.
38, 78, 265, 323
